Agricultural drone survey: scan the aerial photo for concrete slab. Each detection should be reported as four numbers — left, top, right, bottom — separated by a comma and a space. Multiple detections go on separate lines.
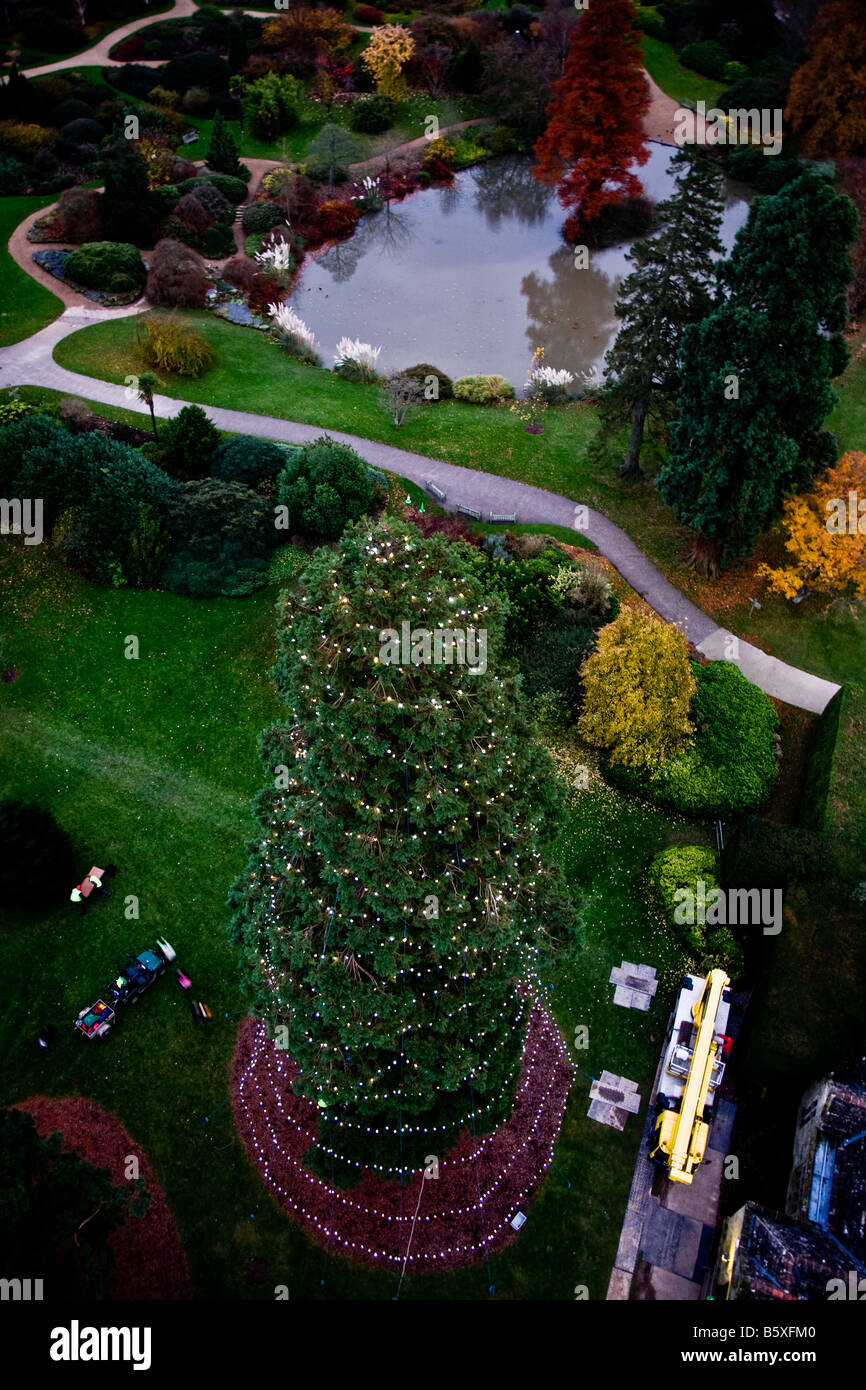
643, 1205, 705, 1279
647, 1267, 702, 1301
696, 629, 839, 715
606, 1267, 634, 1301
710, 1097, 737, 1152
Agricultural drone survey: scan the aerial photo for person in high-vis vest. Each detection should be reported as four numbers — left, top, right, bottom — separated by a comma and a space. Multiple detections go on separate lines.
70, 886, 84, 904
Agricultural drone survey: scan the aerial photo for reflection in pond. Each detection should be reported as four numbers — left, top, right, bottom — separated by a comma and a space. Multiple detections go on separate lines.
292, 147, 750, 386
472, 156, 551, 230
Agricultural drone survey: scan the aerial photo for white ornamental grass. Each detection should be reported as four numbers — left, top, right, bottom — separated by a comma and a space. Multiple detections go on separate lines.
268, 302, 317, 354
256, 236, 293, 274
529, 366, 574, 388
333, 337, 381, 370
353, 175, 380, 200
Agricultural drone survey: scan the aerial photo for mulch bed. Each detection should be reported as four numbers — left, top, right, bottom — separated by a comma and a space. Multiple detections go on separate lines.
14, 1096, 193, 1300
231, 999, 574, 1271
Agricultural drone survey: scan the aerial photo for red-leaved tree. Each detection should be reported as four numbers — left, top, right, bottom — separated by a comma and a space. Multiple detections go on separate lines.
532, 0, 650, 241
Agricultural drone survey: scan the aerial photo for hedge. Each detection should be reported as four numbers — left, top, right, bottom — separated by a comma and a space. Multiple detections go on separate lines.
607, 660, 780, 816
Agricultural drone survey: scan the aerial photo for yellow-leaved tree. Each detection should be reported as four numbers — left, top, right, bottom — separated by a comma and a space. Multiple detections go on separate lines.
577, 608, 696, 770
756, 450, 866, 605
361, 24, 415, 102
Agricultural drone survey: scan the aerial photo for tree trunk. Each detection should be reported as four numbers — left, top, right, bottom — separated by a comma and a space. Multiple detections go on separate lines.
683, 533, 721, 578
149, 402, 157, 439
619, 395, 647, 479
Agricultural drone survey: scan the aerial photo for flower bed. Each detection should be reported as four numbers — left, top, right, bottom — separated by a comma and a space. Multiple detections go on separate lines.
14, 1096, 193, 1299
32, 248, 146, 306
230, 998, 574, 1271
204, 281, 272, 330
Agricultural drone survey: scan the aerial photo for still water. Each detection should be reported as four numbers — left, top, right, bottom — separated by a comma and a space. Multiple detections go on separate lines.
292, 144, 752, 391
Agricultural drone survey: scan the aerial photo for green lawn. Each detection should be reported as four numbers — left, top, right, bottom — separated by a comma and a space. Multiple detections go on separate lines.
177, 93, 482, 166
0, 535, 703, 1299
641, 36, 726, 107
51, 309, 866, 689
53, 310, 602, 498
0, 196, 64, 346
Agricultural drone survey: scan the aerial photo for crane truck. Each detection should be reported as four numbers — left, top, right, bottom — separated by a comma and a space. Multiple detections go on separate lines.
650, 969, 732, 1185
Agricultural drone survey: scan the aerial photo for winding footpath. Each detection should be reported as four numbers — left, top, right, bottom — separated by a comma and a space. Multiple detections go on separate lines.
0, 308, 840, 714
7, 7, 837, 713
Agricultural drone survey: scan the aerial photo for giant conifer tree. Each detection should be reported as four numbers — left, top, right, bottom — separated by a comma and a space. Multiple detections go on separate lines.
656, 171, 856, 567
601, 148, 725, 479
532, 0, 650, 241
229, 517, 576, 1168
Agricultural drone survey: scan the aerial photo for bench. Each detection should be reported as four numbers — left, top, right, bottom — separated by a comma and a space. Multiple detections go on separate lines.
425, 480, 447, 502
488, 512, 516, 523
456, 504, 482, 520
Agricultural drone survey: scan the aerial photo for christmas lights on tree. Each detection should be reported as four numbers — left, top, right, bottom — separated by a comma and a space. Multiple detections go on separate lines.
228, 516, 579, 1257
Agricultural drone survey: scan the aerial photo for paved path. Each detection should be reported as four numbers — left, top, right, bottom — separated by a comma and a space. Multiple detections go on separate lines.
0, 307, 840, 715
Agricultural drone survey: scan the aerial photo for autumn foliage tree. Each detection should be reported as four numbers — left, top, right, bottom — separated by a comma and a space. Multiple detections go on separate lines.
578, 609, 696, 771
262, 8, 354, 76
532, 0, 650, 241
361, 24, 416, 102
757, 451, 866, 606
786, 0, 866, 158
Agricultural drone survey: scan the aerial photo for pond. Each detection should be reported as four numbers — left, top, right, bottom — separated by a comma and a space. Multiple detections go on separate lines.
291, 144, 752, 393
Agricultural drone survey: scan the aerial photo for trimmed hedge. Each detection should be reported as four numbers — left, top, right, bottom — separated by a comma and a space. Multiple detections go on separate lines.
800, 684, 866, 874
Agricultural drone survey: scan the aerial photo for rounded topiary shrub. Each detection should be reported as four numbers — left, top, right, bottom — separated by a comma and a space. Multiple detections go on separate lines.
241, 200, 286, 235
178, 173, 248, 205
277, 434, 375, 541
211, 435, 287, 488
187, 180, 231, 223
201, 222, 237, 257
146, 238, 211, 309
648, 843, 743, 974
65, 241, 146, 296
608, 660, 780, 816
51, 98, 97, 127
453, 374, 515, 404
60, 117, 105, 147
349, 94, 394, 133
401, 363, 454, 401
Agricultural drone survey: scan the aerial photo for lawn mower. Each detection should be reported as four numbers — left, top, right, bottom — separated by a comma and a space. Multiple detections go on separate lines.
74, 938, 176, 1039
